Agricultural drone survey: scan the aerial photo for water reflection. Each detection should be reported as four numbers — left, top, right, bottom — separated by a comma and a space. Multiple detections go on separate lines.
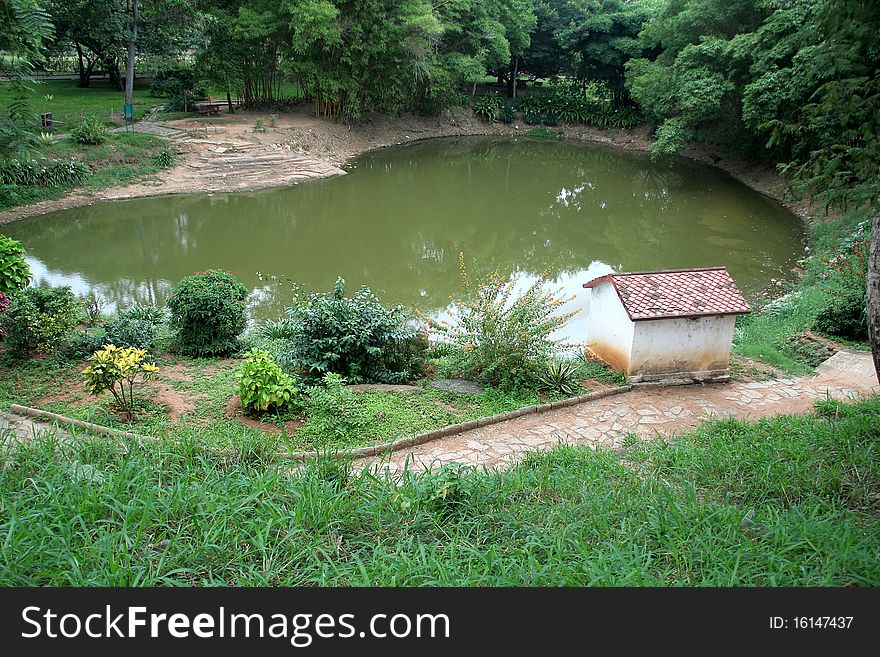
5, 136, 806, 342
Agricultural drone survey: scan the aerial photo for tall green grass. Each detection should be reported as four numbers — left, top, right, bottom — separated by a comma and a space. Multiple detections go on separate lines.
1, 397, 877, 586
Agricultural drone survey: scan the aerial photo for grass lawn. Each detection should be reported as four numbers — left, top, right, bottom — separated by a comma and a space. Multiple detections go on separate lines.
0, 396, 877, 585
0, 79, 165, 127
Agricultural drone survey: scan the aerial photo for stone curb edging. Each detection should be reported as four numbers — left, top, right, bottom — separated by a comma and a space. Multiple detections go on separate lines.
9, 385, 633, 462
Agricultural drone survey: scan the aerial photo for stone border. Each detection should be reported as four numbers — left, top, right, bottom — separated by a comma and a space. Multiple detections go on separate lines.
9, 385, 632, 461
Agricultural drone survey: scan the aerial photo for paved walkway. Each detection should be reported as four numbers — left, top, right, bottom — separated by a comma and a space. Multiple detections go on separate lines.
357, 350, 879, 474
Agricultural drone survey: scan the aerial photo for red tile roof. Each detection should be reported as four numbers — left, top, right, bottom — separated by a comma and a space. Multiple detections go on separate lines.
583, 267, 750, 321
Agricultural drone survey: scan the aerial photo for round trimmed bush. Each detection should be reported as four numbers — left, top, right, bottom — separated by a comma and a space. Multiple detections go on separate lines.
168, 270, 248, 356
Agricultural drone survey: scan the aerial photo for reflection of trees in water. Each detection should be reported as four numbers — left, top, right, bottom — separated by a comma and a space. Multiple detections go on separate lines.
6, 137, 805, 314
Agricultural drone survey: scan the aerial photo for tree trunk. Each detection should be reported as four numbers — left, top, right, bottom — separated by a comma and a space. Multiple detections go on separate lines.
868, 211, 880, 383
107, 61, 123, 91
226, 90, 234, 113
511, 56, 519, 100
124, 0, 139, 117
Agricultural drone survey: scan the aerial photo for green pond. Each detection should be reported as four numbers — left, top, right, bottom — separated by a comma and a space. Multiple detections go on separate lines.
5, 136, 806, 343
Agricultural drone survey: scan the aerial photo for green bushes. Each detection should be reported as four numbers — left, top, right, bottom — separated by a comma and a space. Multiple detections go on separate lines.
429, 256, 576, 390
813, 239, 869, 340
168, 270, 249, 356
298, 372, 367, 445
104, 317, 157, 351
0, 159, 89, 188
0, 286, 80, 356
472, 94, 502, 122
236, 349, 299, 413
498, 103, 516, 124
281, 277, 423, 384
0, 235, 31, 295
70, 116, 110, 146
518, 82, 641, 128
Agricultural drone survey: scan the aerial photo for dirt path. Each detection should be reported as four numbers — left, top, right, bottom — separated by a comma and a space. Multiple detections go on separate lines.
0, 104, 815, 224
356, 350, 879, 474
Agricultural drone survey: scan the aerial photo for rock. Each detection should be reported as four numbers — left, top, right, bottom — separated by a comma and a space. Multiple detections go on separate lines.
429, 378, 484, 395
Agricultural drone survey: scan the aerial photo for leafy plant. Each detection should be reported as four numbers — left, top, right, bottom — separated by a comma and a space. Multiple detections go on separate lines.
168, 270, 249, 357
117, 303, 168, 325
256, 318, 296, 340
428, 254, 577, 390
82, 345, 160, 420
472, 94, 502, 122
254, 118, 266, 132
299, 372, 368, 446
0, 286, 80, 356
236, 349, 299, 413
499, 103, 516, 124
60, 330, 106, 361
281, 277, 421, 384
813, 239, 868, 340
104, 317, 157, 350
0, 234, 31, 295
522, 110, 543, 125
152, 147, 177, 168
0, 159, 89, 188
37, 132, 56, 146
543, 112, 558, 127
70, 116, 109, 146
538, 359, 582, 396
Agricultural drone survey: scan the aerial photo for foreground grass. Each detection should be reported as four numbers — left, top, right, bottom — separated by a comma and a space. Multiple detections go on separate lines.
0, 79, 164, 126
1, 397, 877, 585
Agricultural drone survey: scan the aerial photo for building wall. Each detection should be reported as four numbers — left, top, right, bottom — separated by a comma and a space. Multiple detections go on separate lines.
586, 282, 634, 371
628, 314, 737, 375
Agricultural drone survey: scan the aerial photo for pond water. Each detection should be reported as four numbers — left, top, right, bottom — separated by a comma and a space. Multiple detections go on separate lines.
5, 136, 806, 343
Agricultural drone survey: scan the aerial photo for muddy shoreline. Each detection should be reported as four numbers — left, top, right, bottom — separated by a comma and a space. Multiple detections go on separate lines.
0, 105, 814, 224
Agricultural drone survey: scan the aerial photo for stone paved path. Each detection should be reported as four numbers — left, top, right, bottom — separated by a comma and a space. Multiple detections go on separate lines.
357, 351, 879, 474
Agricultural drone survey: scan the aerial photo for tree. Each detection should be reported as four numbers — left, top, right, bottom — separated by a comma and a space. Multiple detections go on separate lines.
0, 0, 54, 158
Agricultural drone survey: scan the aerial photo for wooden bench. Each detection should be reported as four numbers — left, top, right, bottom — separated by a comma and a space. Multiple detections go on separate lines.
196, 103, 222, 116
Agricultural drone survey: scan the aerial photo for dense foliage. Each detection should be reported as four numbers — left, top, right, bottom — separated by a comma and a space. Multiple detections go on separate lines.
281, 277, 421, 384
168, 270, 249, 357
0, 234, 31, 295
0, 285, 80, 356
103, 316, 157, 351
70, 115, 110, 145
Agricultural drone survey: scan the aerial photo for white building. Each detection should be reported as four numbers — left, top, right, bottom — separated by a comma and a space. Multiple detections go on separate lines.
583, 267, 750, 383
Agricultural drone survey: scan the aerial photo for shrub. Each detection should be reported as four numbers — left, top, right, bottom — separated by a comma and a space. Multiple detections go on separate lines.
70, 116, 109, 146
117, 303, 167, 325
150, 68, 204, 98
60, 331, 106, 360
0, 286, 80, 356
543, 112, 559, 127
104, 317, 156, 350
428, 254, 576, 390
281, 277, 421, 383
813, 239, 869, 340
168, 270, 249, 356
538, 359, 581, 396
256, 318, 296, 340
472, 94, 502, 122
0, 234, 31, 295
499, 103, 516, 124
522, 110, 543, 125
237, 349, 299, 413
82, 345, 159, 420
152, 147, 177, 169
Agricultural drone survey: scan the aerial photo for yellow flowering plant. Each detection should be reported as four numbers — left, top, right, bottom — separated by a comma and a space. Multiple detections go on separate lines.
82, 345, 160, 419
